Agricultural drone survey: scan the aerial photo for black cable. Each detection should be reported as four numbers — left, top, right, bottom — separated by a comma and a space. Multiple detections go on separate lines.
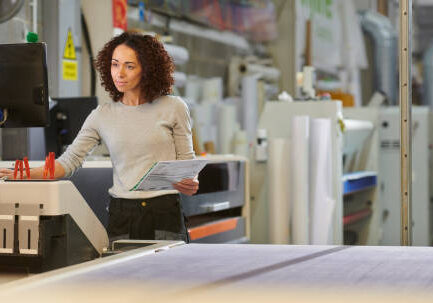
81, 10, 96, 97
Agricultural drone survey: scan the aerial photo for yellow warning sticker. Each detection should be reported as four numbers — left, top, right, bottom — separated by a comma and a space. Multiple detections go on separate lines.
62, 60, 78, 81
63, 29, 76, 60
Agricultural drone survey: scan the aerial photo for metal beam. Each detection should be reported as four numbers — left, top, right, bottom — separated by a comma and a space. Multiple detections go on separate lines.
399, 0, 412, 246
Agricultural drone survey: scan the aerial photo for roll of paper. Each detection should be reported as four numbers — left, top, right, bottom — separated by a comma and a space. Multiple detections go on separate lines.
291, 116, 310, 245
164, 44, 189, 65
202, 77, 223, 104
174, 71, 187, 88
309, 118, 334, 245
185, 76, 202, 104
241, 75, 259, 146
217, 104, 237, 154
191, 104, 217, 150
246, 63, 280, 82
267, 138, 290, 244
232, 129, 248, 158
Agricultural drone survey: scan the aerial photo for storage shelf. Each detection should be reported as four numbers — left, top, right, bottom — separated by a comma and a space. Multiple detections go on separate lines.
343, 171, 377, 195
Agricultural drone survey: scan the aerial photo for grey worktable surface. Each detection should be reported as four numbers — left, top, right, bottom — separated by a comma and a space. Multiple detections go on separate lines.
4, 244, 433, 292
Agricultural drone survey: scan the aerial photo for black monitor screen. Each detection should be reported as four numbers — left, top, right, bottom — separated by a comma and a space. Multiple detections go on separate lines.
0, 43, 49, 127
45, 97, 98, 155
195, 161, 240, 194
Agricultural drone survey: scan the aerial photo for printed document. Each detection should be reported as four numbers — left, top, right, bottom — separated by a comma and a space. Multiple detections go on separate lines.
130, 159, 208, 191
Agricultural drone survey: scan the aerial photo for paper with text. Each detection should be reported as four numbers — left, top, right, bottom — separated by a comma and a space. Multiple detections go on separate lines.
130, 159, 208, 191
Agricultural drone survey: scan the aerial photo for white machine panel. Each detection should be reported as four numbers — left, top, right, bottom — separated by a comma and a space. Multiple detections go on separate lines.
0, 180, 109, 254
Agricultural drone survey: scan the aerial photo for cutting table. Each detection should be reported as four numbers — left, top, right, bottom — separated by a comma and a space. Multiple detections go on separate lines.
2, 171, 433, 302
3, 241, 433, 302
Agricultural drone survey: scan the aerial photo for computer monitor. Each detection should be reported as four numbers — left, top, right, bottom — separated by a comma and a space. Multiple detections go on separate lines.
0, 42, 49, 128
45, 97, 98, 155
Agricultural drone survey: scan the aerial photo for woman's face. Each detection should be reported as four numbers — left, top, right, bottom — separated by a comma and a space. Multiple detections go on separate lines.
111, 44, 143, 94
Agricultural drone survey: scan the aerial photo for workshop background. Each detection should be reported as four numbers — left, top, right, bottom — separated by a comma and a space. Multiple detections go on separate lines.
1, 1, 433, 300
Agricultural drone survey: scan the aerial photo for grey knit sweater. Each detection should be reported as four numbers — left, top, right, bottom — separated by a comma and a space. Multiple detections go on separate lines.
57, 95, 194, 199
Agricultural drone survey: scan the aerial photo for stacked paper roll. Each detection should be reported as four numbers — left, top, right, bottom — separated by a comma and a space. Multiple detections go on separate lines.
291, 116, 310, 245
202, 77, 223, 104
217, 104, 237, 154
185, 76, 202, 104
232, 129, 248, 157
191, 104, 217, 151
164, 44, 189, 65
309, 118, 335, 245
241, 75, 259, 146
174, 72, 187, 88
267, 138, 290, 244
246, 63, 280, 82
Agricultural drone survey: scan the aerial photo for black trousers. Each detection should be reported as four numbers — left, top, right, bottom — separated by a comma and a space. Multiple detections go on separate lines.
107, 194, 190, 243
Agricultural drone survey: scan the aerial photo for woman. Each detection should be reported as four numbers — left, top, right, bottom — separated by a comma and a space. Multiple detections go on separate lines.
0, 32, 198, 242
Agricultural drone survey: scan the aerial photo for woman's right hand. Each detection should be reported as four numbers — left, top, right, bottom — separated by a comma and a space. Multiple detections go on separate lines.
0, 168, 13, 179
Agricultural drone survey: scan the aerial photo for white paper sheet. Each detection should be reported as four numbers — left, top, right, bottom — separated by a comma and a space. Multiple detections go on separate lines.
130, 159, 208, 191
291, 116, 310, 245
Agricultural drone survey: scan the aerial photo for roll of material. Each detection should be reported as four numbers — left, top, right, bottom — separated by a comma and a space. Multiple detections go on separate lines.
344, 119, 374, 131
309, 118, 335, 245
245, 63, 280, 82
217, 104, 237, 154
174, 72, 187, 88
291, 116, 310, 245
241, 75, 259, 146
267, 138, 290, 244
191, 104, 217, 151
191, 104, 215, 125
232, 129, 248, 157
185, 76, 202, 104
202, 77, 223, 104
164, 44, 189, 65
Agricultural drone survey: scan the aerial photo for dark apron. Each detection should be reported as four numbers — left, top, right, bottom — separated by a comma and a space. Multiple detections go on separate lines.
107, 194, 190, 243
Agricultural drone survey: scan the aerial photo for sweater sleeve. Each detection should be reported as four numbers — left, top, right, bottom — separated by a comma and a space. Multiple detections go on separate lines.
173, 98, 195, 160
57, 107, 101, 177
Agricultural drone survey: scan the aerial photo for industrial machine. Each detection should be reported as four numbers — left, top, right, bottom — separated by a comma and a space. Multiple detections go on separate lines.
2, 156, 250, 245
0, 154, 249, 276
342, 108, 380, 245
75, 157, 250, 244
181, 156, 249, 243
0, 180, 108, 273
379, 106, 432, 246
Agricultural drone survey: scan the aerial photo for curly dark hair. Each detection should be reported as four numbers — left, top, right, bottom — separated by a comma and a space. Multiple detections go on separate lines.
95, 32, 174, 102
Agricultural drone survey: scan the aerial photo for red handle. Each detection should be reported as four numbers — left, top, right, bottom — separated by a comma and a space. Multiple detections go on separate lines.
49, 152, 55, 179
18, 160, 23, 180
13, 160, 19, 179
23, 157, 30, 179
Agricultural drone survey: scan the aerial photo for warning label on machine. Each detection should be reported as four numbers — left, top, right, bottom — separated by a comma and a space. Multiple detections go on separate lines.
62, 29, 78, 81
63, 29, 76, 60
62, 61, 78, 80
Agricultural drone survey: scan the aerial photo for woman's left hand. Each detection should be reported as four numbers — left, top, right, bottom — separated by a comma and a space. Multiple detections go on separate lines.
173, 177, 199, 196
